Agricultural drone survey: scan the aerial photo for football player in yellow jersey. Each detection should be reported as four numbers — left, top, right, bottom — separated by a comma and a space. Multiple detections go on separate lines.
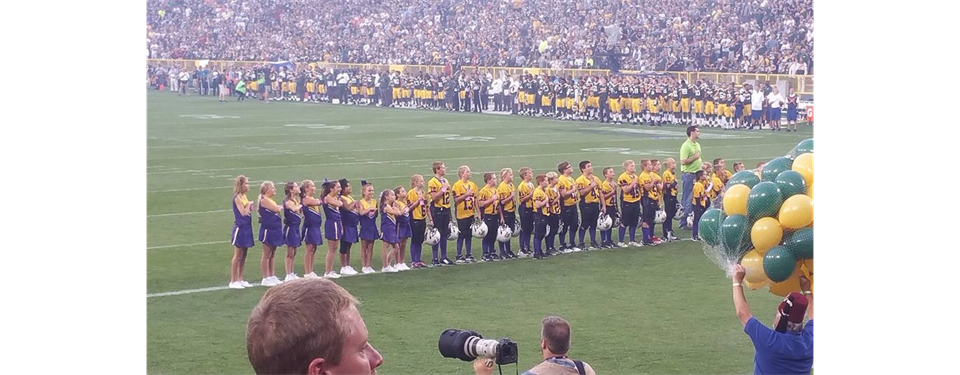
649, 160, 666, 244
637, 160, 658, 246
545, 172, 562, 255
598, 167, 618, 248
392, 73, 403, 104
660, 158, 680, 241
531, 174, 550, 259
691, 170, 709, 241
575, 160, 602, 250
700, 161, 715, 205
556, 162, 581, 252
711, 164, 726, 209
406, 174, 431, 269
713, 158, 734, 182
478, 173, 503, 261
497, 168, 518, 258
452, 165, 479, 263
516, 167, 536, 256
733, 162, 745, 173
427, 161, 453, 266
617, 159, 642, 247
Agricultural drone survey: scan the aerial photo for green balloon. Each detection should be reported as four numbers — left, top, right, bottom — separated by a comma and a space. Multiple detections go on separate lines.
728, 170, 761, 189
747, 182, 783, 221
787, 227, 814, 260
763, 245, 798, 282
795, 138, 814, 155
721, 214, 752, 257
774, 170, 807, 199
761, 157, 793, 182
698, 208, 726, 246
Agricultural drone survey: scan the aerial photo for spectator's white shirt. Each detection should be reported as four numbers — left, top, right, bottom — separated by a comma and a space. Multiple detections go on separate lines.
179, 71, 190, 81
751, 91, 764, 108
789, 62, 800, 75
767, 92, 783, 108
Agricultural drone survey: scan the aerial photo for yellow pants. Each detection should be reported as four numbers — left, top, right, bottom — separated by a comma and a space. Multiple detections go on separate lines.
680, 98, 690, 113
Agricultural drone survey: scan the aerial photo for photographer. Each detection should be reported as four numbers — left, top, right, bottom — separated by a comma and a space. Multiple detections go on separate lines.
246, 278, 383, 375
473, 316, 595, 375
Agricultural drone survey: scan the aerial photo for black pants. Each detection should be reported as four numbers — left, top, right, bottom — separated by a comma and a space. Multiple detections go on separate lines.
546, 214, 560, 248
641, 197, 659, 240
473, 90, 483, 113
431, 206, 451, 244
621, 201, 640, 228
599, 96, 609, 121
664, 196, 678, 235
482, 215, 499, 255
579, 202, 600, 237
559, 204, 579, 246
411, 219, 426, 245
493, 93, 502, 111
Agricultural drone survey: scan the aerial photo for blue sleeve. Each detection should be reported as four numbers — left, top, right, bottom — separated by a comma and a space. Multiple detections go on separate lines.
744, 316, 776, 351
805, 319, 813, 338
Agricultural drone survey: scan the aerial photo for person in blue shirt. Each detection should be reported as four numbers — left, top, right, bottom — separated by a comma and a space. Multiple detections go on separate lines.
732, 264, 814, 375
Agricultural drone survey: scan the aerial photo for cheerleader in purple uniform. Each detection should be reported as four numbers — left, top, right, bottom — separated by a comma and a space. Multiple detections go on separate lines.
337, 179, 360, 276
257, 181, 285, 287
392, 186, 412, 271
281, 181, 304, 282
299, 180, 324, 278
321, 180, 344, 279
358, 181, 379, 274
229, 175, 255, 289
379, 189, 401, 273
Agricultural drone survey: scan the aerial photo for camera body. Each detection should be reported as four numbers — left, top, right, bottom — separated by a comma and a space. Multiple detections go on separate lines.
438, 329, 518, 365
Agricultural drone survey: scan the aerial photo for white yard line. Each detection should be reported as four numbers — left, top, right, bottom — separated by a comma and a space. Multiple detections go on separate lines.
148, 209, 231, 218
147, 241, 224, 250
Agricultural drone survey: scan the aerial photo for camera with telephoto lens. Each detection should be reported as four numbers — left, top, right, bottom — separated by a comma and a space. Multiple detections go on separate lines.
438, 329, 518, 365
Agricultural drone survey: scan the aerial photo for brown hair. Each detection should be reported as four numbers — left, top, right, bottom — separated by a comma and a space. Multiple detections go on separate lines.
557, 161, 571, 173
432, 161, 444, 174
483, 172, 495, 183
519, 167, 533, 179
535, 174, 547, 185
234, 175, 248, 196
541, 316, 572, 355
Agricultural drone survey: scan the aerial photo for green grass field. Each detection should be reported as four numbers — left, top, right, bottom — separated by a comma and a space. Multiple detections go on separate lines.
147, 90, 812, 374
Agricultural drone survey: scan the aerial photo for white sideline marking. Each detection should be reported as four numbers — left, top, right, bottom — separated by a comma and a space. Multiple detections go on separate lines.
148, 284, 258, 298
148, 209, 231, 218
147, 241, 224, 250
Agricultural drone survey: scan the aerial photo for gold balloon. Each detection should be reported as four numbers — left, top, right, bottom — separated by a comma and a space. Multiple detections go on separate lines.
740, 249, 769, 284
807, 183, 814, 199
751, 217, 783, 253
744, 279, 769, 290
778, 195, 814, 229
792, 153, 814, 187
723, 184, 751, 216
769, 266, 803, 296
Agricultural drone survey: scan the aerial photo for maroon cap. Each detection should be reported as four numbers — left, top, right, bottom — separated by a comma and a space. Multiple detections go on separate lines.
778, 292, 809, 324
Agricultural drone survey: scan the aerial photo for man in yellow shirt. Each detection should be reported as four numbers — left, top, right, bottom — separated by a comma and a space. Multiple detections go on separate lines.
617, 160, 642, 247
556, 162, 580, 252
516, 167, 536, 257
452, 165, 479, 263
575, 160, 602, 250
427, 161, 453, 266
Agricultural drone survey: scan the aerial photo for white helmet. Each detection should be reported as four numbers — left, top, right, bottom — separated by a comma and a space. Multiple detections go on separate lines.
612, 212, 622, 228
471, 221, 488, 238
597, 213, 613, 231
674, 203, 685, 220
497, 224, 512, 243
448, 221, 460, 241
655, 210, 667, 224
686, 215, 694, 228
424, 226, 441, 245
512, 220, 521, 237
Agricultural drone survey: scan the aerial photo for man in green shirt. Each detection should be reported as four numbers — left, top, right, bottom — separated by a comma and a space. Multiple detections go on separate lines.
678, 126, 702, 229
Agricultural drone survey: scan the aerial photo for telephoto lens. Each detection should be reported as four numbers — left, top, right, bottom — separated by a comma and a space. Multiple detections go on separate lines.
438, 329, 519, 365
